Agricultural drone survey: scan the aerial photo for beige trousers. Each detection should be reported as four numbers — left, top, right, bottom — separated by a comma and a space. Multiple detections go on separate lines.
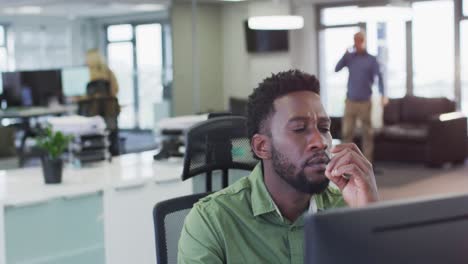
342, 99, 374, 162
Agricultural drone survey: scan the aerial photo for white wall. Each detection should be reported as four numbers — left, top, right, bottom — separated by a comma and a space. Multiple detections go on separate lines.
171, 3, 224, 116
221, 1, 318, 108
290, 3, 318, 76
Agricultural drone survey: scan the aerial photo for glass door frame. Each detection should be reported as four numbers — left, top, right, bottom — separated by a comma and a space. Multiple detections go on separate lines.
0, 24, 9, 71
456, 0, 467, 109
104, 20, 171, 130
316, 0, 465, 110
317, 23, 365, 116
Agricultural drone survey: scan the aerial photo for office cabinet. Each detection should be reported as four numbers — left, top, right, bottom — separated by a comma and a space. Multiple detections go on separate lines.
147, 179, 192, 264
105, 179, 192, 264
4, 192, 105, 264
104, 182, 153, 264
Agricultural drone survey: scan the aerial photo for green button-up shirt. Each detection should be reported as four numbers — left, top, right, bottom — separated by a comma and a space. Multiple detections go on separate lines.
178, 163, 346, 264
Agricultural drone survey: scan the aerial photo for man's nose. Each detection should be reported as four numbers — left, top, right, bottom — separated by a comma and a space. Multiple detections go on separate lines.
306, 128, 328, 151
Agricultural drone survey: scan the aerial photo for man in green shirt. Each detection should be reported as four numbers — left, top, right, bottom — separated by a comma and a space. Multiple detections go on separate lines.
178, 70, 379, 263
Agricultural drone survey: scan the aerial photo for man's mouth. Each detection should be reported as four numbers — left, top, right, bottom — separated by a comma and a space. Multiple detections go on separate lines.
304, 163, 327, 171
304, 154, 330, 170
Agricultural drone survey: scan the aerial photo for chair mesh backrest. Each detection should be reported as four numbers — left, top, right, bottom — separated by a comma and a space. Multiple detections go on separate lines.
163, 209, 191, 263
182, 116, 257, 180
86, 80, 111, 96
153, 192, 211, 264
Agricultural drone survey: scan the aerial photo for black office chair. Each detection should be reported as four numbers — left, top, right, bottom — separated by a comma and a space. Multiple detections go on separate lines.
153, 192, 211, 264
77, 96, 121, 155
86, 79, 111, 97
182, 115, 257, 192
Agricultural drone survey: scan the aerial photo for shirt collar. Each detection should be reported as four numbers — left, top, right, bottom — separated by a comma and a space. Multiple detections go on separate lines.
355, 50, 369, 56
249, 163, 278, 217
249, 163, 319, 220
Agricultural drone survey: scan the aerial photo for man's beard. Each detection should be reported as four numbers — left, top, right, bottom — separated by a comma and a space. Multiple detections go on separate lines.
271, 144, 329, 195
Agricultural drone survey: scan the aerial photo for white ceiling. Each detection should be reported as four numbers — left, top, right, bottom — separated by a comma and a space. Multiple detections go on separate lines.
0, 0, 355, 18
0, 0, 170, 18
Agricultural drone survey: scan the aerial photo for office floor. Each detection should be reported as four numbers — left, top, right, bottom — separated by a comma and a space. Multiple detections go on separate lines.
376, 161, 468, 201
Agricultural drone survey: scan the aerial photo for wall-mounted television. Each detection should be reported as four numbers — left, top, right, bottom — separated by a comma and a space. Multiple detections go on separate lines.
244, 21, 289, 53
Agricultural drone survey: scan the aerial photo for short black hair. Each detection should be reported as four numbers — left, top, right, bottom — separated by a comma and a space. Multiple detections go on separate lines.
247, 69, 321, 146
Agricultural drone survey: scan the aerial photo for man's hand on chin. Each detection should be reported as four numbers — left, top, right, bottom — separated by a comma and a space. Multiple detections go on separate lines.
325, 143, 379, 208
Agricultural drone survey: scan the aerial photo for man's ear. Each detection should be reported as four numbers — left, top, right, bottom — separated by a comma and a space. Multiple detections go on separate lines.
251, 134, 271, 160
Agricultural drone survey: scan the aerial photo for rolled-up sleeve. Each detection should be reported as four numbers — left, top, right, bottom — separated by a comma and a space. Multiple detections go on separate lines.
178, 204, 224, 264
335, 52, 349, 72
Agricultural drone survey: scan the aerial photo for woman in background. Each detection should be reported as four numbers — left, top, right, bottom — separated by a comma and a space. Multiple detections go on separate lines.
85, 49, 119, 97
83, 49, 121, 155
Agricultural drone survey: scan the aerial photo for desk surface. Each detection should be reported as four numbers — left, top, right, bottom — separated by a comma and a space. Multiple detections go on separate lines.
0, 105, 76, 118
0, 151, 184, 206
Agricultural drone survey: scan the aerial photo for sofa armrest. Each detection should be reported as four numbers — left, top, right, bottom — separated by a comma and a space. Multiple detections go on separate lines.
429, 112, 466, 122
426, 112, 467, 166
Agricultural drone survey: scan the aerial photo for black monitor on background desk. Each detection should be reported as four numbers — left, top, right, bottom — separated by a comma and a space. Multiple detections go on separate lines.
305, 194, 468, 264
0, 71, 3, 96
2, 71, 22, 107
1, 70, 63, 107
21, 70, 63, 106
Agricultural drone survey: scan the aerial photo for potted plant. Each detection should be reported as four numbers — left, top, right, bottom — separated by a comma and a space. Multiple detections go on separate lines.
36, 127, 73, 184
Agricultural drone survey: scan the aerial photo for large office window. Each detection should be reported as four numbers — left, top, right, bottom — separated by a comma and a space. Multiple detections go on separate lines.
0, 25, 7, 71
382, 20, 407, 99
320, 0, 468, 118
320, 26, 359, 116
136, 24, 163, 130
461, 20, 468, 115
412, 1, 454, 99
107, 23, 166, 130
320, 6, 408, 116
464, 0, 468, 15
107, 24, 136, 129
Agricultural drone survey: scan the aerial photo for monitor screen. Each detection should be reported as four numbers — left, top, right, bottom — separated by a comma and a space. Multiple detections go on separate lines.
305, 194, 468, 264
1, 70, 63, 107
244, 21, 289, 53
2, 71, 22, 107
0, 71, 3, 95
20, 69, 63, 106
61, 66, 90, 97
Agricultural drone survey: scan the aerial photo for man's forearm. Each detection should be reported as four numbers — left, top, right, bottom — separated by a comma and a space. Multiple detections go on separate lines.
335, 53, 348, 72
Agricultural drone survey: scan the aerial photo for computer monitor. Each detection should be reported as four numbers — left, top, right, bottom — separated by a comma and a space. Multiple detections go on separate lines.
21, 69, 63, 106
229, 97, 248, 116
61, 66, 89, 97
2, 71, 22, 107
305, 193, 468, 264
1, 70, 63, 107
0, 71, 3, 95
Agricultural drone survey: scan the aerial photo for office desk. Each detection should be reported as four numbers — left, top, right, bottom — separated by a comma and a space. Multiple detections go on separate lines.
0, 151, 192, 264
0, 105, 76, 119
0, 105, 77, 166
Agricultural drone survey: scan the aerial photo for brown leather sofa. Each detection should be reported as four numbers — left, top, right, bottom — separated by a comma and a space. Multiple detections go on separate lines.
331, 96, 467, 166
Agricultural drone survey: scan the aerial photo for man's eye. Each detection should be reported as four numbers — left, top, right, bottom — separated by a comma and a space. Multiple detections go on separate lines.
319, 127, 330, 133
293, 127, 306, 133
